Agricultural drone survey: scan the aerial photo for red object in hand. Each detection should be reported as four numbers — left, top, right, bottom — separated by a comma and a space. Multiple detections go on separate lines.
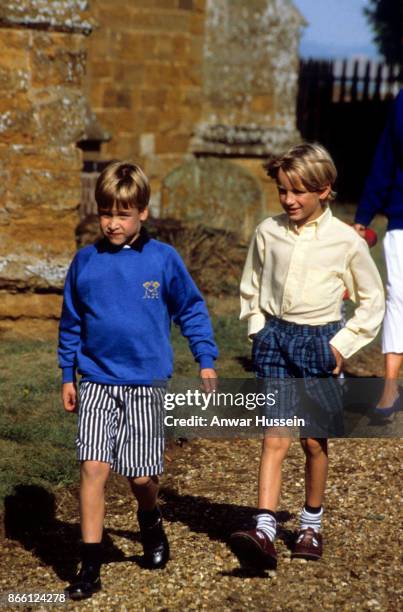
364, 227, 377, 247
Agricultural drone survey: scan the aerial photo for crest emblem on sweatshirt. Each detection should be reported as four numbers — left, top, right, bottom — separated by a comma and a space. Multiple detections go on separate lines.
143, 281, 160, 299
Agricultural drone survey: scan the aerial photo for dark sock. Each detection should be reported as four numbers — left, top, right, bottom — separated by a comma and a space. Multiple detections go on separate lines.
138, 506, 161, 527
80, 543, 102, 572
304, 504, 322, 514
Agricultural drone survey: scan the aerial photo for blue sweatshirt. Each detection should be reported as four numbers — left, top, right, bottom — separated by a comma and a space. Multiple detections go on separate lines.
355, 89, 403, 231
58, 230, 218, 385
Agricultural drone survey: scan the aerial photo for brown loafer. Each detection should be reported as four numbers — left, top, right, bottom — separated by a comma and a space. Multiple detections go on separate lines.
292, 527, 323, 560
230, 528, 277, 569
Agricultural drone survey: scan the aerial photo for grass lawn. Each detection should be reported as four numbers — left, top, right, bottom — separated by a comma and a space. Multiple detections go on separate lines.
0, 206, 388, 507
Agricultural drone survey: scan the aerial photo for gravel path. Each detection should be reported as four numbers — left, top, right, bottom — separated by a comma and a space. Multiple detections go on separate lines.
1, 340, 401, 610
1, 436, 401, 611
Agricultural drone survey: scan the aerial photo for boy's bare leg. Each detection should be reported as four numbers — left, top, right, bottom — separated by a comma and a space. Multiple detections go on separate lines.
258, 435, 292, 510
377, 353, 402, 408
229, 433, 291, 567
300, 438, 328, 507
128, 476, 159, 510
80, 460, 110, 542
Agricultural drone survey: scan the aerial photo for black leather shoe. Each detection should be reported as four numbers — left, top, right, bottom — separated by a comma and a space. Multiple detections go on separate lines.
138, 508, 170, 569
65, 565, 101, 601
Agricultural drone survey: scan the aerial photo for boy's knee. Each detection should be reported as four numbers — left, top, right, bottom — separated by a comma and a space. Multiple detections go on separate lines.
80, 460, 110, 482
262, 436, 291, 455
129, 475, 157, 488
300, 437, 327, 456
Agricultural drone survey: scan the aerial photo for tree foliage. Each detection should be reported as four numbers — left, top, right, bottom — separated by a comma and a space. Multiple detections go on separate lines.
364, 0, 403, 67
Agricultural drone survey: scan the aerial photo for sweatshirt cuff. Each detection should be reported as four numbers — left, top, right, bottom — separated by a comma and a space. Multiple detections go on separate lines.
354, 211, 374, 227
198, 355, 215, 370
247, 312, 266, 338
62, 367, 76, 383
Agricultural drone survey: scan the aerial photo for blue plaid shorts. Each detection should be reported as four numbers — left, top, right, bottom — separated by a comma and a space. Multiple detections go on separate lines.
252, 317, 344, 437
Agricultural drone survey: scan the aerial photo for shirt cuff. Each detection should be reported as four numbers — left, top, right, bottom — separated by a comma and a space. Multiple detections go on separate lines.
62, 367, 76, 383
247, 312, 267, 338
198, 355, 215, 370
329, 328, 358, 359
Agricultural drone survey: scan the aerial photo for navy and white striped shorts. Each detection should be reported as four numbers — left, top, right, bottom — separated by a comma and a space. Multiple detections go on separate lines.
77, 382, 165, 477
252, 317, 344, 437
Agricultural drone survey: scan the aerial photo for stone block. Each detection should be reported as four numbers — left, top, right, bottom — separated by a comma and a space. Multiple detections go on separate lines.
0, 317, 59, 340
140, 88, 167, 109
130, 10, 190, 32
140, 133, 155, 156
0, 1, 93, 34
193, 0, 206, 11
0, 292, 62, 320
87, 81, 107, 108
179, 0, 194, 10
189, 13, 204, 35
161, 157, 265, 239
96, 3, 133, 29
129, 0, 178, 8
112, 62, 145, 84
0, 250, 72, 292
88, 59, 115, 79
31, 88, 87, 145
155, 133, 190, 154
0, 106, 35, 145
250, 94, 274, 114
171, 33, 188, 57
144, 153, 190, 180
154, 36, 174, 59
0, 29, 30, 70
0, 66, 29, 94
30, 32, 86, 88
233, 158, 283, 216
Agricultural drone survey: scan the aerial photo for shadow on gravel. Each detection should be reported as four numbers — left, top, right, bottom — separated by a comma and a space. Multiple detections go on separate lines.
160, 486, 295, 544
3, 485, 127, 581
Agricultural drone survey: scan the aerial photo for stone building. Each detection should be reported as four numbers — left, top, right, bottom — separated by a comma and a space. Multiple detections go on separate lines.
0, 0, 304, 337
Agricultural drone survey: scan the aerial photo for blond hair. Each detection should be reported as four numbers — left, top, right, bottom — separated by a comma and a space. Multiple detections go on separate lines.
264, 143, 337, 201
95, 161, 150, 212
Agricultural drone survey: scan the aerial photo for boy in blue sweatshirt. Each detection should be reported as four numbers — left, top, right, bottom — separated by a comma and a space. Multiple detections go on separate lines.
59, 161, 218, 600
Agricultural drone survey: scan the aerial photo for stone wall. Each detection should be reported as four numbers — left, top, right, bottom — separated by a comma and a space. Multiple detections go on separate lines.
86, 0, 303, 218
0, 0, 304, 337
192, 0, 303, 157
0, 1, 91, 337
85, 0, 206, 212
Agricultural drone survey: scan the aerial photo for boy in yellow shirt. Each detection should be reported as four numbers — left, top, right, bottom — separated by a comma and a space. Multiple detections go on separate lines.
230, 143, 384, 568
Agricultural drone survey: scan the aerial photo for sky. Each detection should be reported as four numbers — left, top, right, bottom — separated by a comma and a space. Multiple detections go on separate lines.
293, 0, 381, 60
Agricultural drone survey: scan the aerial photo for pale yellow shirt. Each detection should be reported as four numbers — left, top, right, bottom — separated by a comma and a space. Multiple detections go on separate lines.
240, 207, 385, 359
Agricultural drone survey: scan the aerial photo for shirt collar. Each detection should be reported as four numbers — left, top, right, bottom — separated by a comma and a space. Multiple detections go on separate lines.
97, 226, 150, 253
286, 206, 332, 238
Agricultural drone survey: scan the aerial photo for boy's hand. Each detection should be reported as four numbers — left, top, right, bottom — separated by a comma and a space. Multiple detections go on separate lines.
62, 382, 78, 412
330, 346, 343, 376
353, 223, 367, 239
200, 368, 218, 393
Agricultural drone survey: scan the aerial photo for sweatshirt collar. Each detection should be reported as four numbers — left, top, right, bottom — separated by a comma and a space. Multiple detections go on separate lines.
97, 226, 150, 253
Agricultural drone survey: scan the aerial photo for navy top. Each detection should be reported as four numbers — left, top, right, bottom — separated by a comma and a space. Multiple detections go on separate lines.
355, 89, 403, 231
58, 230, 218, 385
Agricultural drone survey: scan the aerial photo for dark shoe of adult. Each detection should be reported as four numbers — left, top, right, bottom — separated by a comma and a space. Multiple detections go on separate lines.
138, 507, 170, 569
230, 528, 277, 570
373, 392, 401, 418
292, 527, 323, 560
64, 565, 101, 601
